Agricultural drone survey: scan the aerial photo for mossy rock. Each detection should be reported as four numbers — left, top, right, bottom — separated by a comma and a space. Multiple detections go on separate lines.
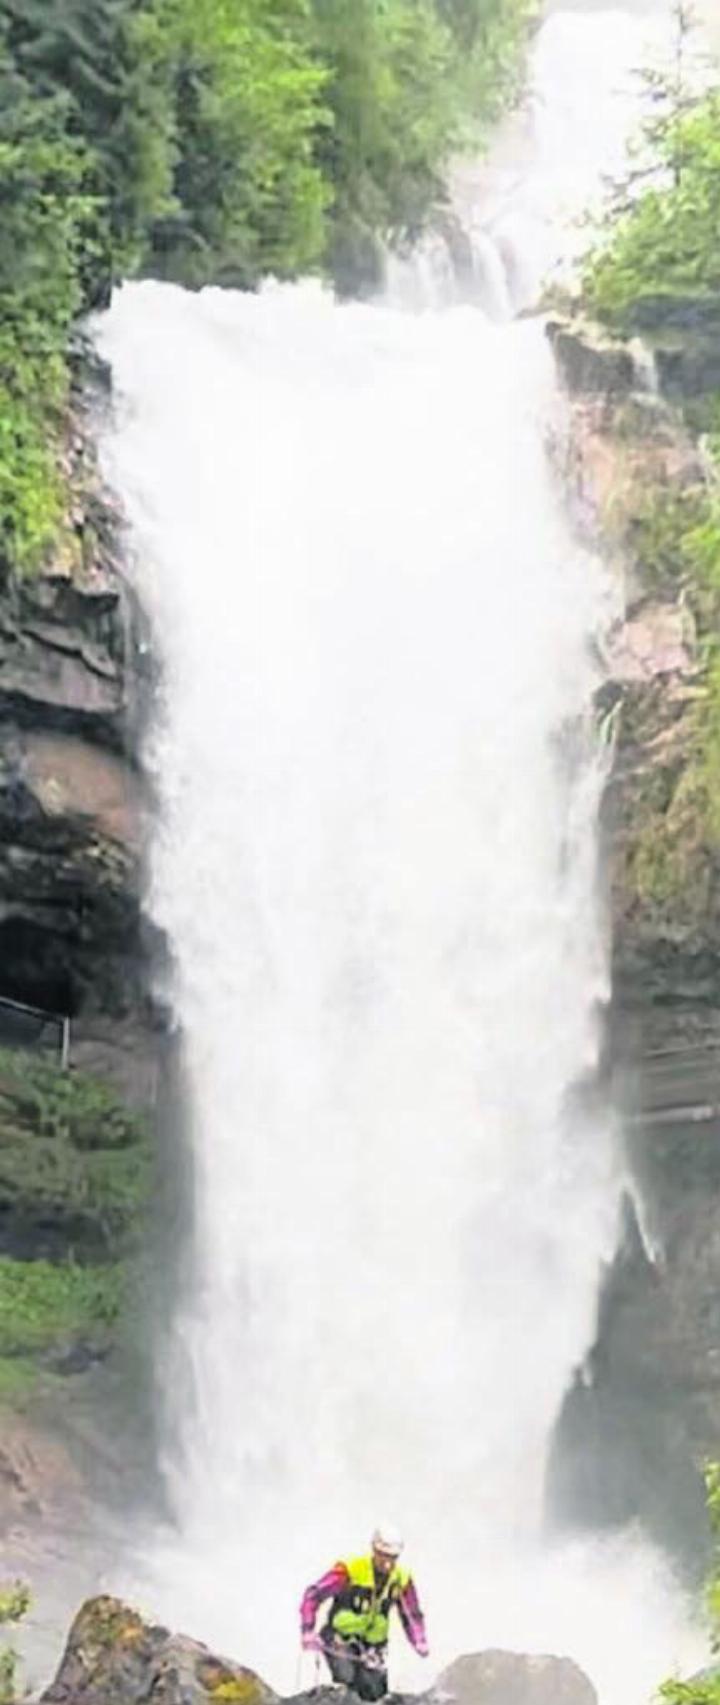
40, 1597, 279, 1705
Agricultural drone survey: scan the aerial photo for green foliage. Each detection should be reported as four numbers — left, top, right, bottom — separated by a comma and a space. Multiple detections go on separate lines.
0, 1581, 30, 1705
311, 0, 452, 290
661, 1683, 720, 1705
0, 1050, 147, 1151
2, 0, 175, 285
628, 485, 712, 593
661, 1465, 720, 1702
0, 1358, 39, 1400
438, 0, 535, 130
584, 50, 720, 330
0, 39, 91, 576
627, 473, 720, 879
0, 0, 175, 581
0, 1257, 123, 1357
311, 0, 534, 292
697, 647, 720, 843
0, 1071, 149, 1401
612, 459, 720, 913
0, 0, 534, 574
0, 1051, 151, 1257
148, 0, 330, 286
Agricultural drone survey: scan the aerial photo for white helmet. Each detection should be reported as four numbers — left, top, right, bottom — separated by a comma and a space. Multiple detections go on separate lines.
371, 1523, 404, 1559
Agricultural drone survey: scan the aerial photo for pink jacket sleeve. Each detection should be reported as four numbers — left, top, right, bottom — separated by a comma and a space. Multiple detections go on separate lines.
397, 1577, 429, 1655
300, 1564, 349, 1633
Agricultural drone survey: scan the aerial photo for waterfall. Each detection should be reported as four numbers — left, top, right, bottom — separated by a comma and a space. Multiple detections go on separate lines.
97, 5, 702, 1700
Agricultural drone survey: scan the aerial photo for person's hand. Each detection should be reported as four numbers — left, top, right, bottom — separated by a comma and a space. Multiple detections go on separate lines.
415, 1638, 429, 1659
301, 1631, 321, 1652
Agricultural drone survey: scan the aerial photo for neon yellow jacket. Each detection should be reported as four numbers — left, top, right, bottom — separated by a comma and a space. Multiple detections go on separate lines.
301, 1554, 427, 1652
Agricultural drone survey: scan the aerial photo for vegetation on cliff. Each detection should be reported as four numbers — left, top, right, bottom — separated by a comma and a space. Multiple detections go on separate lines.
580, 10, 720, 943
661, 1465, 720, 1702
0, 1050, 149, 1398
0, 0, 533, 583
583, 2, 720, 329
584, 89, 720, 332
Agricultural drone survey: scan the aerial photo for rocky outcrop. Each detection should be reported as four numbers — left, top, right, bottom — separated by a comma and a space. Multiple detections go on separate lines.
610, 294, 720, 402
546, 309, 720, 1560
549, 296, 720, 404
0, 362, 165, 1564
38, 1601, 598, 1705
432, 1650, 597, 1705
546, 317, 638, 397
40, 1599, 278, 1705
0, 362, 158, 1075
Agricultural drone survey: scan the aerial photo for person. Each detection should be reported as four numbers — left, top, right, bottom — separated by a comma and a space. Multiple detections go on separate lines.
300, 1523, 429, 1700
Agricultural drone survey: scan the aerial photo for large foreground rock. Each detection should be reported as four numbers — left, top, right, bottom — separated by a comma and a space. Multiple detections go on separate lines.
40, 1598, 278, 1705
432, 1650, 597, 1705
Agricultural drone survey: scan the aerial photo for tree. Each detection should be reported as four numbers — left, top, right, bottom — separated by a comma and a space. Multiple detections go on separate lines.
1, 0, 176, 291
584, 87, 720, 327
583, 4, 720, 328
146, 0, 329, 286
0, 34, 91, 575
661, 1465, 720, 1704
310, 0, 455, 293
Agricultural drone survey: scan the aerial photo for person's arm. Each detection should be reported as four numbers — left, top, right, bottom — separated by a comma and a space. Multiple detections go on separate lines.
397, 1577, 429, 1657
300, 1564, 349, 1641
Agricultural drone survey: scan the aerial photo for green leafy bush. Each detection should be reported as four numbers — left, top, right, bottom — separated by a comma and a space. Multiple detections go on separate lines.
584, 58, 720, 330
0, 1051, 151, 1257
0, 1257, 123, 1357
311, 0, 534, 292
661, 1466, 720, 1703
0, 48, 91, 576
148, 0, 331, 286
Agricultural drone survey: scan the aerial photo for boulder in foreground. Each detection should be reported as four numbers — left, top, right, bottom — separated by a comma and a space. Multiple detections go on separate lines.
40, 1596, 278, 1705
431, 1648, 598, 1705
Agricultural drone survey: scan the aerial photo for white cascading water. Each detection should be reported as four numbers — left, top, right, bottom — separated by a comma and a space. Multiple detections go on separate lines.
97, 6, 705, 1701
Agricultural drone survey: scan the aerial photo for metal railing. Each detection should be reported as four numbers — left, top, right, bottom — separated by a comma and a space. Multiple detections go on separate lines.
0, 994, 70, 1066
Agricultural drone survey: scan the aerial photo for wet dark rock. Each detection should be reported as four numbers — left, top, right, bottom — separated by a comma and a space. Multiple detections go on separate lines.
623, 296, 720, 397
430, 1650, 597, 1705
0, 428, 157, 1040
284, 1691, 359, 1705
580, 295, 720, 400
546, 318, 636, 396
38, 1336, 113, 1377
653, 335, 720, 402
627, 294, 720, 333
549, 1008, 720, 1563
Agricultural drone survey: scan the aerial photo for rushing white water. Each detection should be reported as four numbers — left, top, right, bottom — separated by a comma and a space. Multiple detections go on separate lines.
97, 6, 705, 1701
385, 6, 672, 314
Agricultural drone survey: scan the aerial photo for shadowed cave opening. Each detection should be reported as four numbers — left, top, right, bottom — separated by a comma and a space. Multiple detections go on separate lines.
0, 916, 80, 1020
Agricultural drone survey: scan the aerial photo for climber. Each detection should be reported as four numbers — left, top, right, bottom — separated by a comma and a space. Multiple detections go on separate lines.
299, 1524, 429, 1700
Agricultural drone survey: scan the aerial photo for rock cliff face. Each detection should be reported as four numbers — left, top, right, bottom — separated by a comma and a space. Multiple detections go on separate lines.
546, 311, 720, 1562
0, 363, 158, 1095
0, 364, 165, 1571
